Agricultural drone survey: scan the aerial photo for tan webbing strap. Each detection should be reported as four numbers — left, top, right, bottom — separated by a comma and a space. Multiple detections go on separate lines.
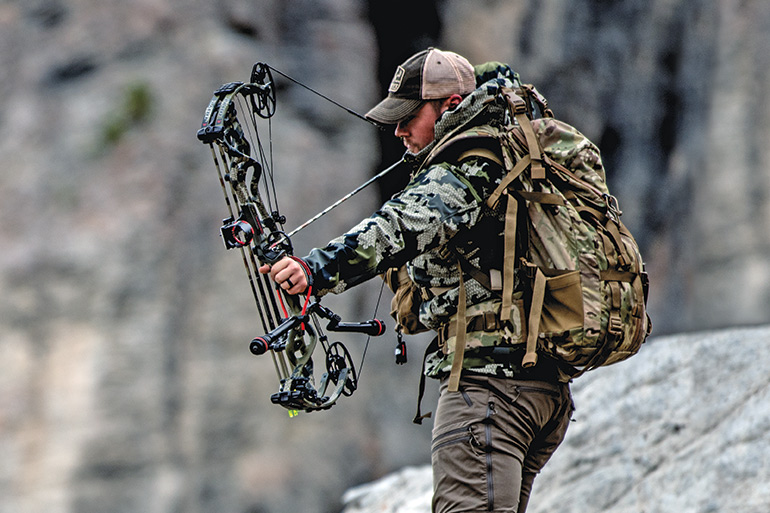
457, 147, 504, 168
447, 263, 467, 392
517, 191, 566, 205
600, 269, 636, 282
609, 279, 622, 310
631, 274, 645, 317
487, 155, 531, 208
517, 116, 545, 179
485, 154, 532, 323
485, 154, 529, 323
522, 266, 547, 368
605, 220, 632, 268
503, 89, 545, 179
606, 280, 623, 344
575, 204, 606, 220
617, 222, 639, 269
500, 195, 518, 321
600, 230, 619, 269
521, 84, 553, 118
455, 254, 493, 291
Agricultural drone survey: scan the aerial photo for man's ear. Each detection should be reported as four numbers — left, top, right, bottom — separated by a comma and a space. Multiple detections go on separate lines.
447, 94, 463, 109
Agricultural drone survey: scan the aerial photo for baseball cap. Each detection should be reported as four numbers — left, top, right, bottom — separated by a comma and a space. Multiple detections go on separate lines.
365, 48, 476, 125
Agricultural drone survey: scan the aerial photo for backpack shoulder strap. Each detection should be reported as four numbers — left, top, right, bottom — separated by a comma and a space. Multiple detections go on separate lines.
456, 146, 504, 168
422, 123, 504, 171
501, 88, 546, 179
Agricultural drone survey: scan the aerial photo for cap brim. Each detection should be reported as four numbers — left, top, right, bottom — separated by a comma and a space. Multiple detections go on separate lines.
365, 97, 423, 125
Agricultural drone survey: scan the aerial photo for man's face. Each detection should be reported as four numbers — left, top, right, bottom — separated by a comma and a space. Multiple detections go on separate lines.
394, 101, 443, 154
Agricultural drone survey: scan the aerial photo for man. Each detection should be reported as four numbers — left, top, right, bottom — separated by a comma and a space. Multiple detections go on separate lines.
261, 48, 573, 513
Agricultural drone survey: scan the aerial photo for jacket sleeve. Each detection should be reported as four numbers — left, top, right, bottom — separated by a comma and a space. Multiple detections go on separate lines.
303, 162, 483, 296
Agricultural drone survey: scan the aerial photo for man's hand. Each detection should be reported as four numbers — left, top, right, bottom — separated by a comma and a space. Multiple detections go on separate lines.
259, 256, 309, 295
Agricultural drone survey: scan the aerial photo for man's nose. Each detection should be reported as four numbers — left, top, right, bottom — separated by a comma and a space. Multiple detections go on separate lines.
394, 121, 407, 137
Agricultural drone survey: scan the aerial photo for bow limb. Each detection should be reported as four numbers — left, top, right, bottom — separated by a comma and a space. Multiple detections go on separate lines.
200, 83, 296, 386
200, 89, 280, 337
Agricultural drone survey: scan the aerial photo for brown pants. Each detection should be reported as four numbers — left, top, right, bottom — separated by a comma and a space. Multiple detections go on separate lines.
431, 375, 573, 513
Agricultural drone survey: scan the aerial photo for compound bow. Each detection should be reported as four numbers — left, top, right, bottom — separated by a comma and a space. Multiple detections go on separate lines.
197, 63, 388, 413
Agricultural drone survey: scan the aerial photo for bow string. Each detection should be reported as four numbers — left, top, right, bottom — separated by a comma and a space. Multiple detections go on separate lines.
197, 62, 389, 413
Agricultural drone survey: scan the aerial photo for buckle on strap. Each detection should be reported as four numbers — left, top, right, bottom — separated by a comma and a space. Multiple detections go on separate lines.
502, 88, 528, 115
437, 323, 449, 353
608, 314, 623, 337
481, 311, 499, 331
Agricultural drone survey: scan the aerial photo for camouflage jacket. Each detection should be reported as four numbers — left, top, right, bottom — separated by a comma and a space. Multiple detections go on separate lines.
303, 63, 549, 380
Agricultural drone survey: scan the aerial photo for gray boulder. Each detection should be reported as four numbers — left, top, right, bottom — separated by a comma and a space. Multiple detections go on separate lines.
341, 326, 770, 513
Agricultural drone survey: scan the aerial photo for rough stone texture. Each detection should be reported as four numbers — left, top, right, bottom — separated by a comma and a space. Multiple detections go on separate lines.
1, 1, 770, 513
341, 327, 770, 513
0, 3, 399, 513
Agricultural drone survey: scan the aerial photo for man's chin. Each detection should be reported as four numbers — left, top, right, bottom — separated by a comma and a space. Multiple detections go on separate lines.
405, 143, 423, 154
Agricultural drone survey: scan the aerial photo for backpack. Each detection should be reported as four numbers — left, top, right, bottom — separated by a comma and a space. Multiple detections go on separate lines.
425, 85, 652, 382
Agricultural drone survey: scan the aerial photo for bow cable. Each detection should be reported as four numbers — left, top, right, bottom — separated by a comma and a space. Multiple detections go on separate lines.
266, 64, 383, 129
263, 64, 405, 236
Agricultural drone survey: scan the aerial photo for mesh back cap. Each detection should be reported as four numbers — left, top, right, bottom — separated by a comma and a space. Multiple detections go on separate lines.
365, 48, 475, 125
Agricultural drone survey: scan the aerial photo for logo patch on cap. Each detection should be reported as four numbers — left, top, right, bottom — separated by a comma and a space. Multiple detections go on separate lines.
388, 66, 405, 93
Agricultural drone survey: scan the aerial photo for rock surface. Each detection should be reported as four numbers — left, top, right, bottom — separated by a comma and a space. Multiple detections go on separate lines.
341, 326, 770, 513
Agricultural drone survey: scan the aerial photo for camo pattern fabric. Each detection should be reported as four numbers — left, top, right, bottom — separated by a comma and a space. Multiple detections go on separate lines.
531, 117, 609, 195
303, 63, 534, 379
423, 298, 529, 380
500, 115, 650, 370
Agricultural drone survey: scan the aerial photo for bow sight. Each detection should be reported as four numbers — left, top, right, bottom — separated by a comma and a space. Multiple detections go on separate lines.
197, 62, 386, 413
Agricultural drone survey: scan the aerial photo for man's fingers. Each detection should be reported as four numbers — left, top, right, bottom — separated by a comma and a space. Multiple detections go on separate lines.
259, 258, 288, 276
278, 272, 306, 293
269, 259, 307, 294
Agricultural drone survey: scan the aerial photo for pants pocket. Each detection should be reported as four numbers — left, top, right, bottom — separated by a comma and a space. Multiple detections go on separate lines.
431, 421, 490, 513
431, 382, 493, 513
